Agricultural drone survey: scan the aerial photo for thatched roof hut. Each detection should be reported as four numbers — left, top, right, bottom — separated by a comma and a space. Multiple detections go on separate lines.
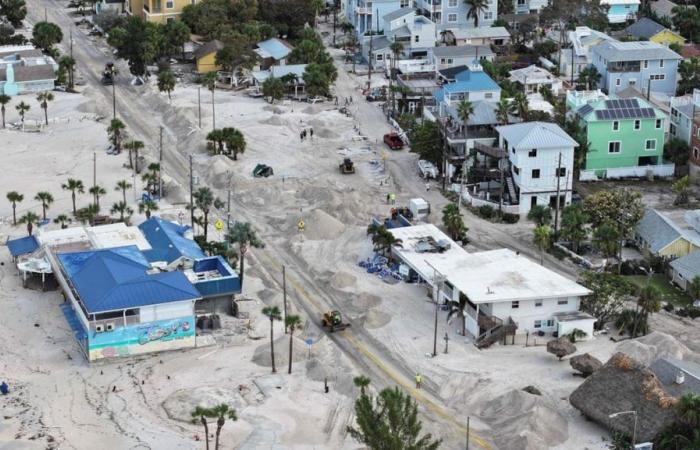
570, 352, 679, 442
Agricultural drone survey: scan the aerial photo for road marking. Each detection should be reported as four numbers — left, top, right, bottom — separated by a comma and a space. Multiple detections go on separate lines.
255, 249, 491, 449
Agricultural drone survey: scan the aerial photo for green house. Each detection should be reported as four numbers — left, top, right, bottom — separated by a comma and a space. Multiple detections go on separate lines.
574, 98, 671, 179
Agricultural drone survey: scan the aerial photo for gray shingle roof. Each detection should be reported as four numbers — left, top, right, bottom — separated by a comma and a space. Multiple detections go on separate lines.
669, 251, 700, 282
495, 122, 578, 150
650, 357, 700, 397
194, 40, 224, 59
433, 45, 494, 58
636, 209, 683, 253
0, 48, 43, 59
0, 64, 56, 82
383, 7, 414, 21
624, 18, 667, 39
592, 40, 682, 62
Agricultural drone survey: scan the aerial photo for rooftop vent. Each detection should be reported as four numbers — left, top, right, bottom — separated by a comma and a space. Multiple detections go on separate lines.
676, 371, 685, 385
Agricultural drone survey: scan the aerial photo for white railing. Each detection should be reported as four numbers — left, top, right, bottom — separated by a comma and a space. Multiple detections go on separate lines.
580, 163, 675, 180
458, 187, 521, 214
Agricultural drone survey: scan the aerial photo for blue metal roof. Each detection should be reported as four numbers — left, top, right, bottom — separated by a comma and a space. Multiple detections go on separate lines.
6, 235, 38, 257
448, 69, 500, 92
138, 217, 205, 264
256, 38, 292, 61
58, 246, 200, 313
191, 256, 241, 297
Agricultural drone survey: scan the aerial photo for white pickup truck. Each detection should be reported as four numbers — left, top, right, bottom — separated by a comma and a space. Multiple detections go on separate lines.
417, 160, 438, 179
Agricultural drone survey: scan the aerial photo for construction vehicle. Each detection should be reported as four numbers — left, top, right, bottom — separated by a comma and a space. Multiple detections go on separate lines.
253, 164, 274, 177
101, 62, 115, 85
339, 158, 355, 174
321, 310, 350, 332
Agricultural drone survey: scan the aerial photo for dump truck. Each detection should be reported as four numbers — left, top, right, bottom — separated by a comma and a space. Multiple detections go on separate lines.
339, 158, 355, 174
101, 62, 115, 85
321, 310, 350, 332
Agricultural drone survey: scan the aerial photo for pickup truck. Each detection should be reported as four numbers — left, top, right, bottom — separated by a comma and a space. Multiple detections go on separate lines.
417, 160, 438, 179
383, 132, 404, 150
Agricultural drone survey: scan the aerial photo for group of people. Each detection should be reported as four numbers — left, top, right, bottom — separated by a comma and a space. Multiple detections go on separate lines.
334, 96, 354, 106
299, 127, 314, 141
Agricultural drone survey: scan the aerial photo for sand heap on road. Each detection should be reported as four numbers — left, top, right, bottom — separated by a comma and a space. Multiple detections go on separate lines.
476, 389, 568, 450
616, 331, 693, 366
303, 209, 346, 240
162, 387, 245, 422
252, 335, 309, 368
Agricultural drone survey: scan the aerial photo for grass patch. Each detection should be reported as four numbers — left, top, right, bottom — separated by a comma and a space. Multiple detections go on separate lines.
624, 274, 693, 306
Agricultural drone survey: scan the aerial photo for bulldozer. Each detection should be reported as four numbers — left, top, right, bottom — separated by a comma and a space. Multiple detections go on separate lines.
339, 158, 355, 174
321, 310, 350, 332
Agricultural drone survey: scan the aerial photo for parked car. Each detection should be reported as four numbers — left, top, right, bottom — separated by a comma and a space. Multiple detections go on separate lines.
383, 132, 404, 150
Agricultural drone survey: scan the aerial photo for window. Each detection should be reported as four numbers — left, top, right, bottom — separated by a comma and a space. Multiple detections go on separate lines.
557, 299, 568, 305
166, 17, 174, 23
376, 54, 383, 61
484, 11, 493, 20
643, 60, 648, 69
414, 35, 420, 43
535, 300, 542, 307
634, 120, 641, 130
612, 121, 619, 131
517, 0, 525, 4
511, 301, 520, 309
513, 165, 520, 175
528, 149, 537, 157
656, 119, 662, 129
485, 92, 493, 99
166, 0, 173, 7
609, 141, 621, 153
531, 169, 540, 178
534, 320, 542, 328
400, 0, 410, 6
556, 167, 566, 177
616, 78, 621, 86
448, 13, 457, 22
440, 58, 447, 64
670, 123, 677, 135
650, 74, 665, 81
660, 59, 664, 68
646, 139, 656, 150
448, 0, 457, 6
546, 319, 554, 327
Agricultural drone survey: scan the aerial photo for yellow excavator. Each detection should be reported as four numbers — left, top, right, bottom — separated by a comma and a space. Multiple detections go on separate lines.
321, 310, 351, 332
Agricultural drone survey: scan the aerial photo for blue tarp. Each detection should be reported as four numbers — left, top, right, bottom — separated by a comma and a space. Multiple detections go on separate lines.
58, 246, 200, 313
138, 217, 205, 264
6, 235, 38, 257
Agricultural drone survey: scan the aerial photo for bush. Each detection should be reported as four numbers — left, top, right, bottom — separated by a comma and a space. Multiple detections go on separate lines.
677, 307, 700, 319
663, 303, 675, 312
500, 212, 520, 224
477, 205, 494, 219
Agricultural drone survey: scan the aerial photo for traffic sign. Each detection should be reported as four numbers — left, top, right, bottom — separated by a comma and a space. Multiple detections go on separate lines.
214, 219, 224, 231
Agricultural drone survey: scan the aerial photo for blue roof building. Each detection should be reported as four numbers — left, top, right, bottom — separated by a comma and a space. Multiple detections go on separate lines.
6, 235, 39, 259
434, 67, 501, 107
138, 216, 205, 264
255, 38, 293, 63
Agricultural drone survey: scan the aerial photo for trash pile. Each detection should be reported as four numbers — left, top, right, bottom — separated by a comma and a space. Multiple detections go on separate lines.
358, 254, 402, 284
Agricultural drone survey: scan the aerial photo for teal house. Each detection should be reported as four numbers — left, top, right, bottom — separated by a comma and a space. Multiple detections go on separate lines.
573, 97, 673, 180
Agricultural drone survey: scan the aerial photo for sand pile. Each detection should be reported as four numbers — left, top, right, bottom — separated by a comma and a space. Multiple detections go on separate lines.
162, 387, 244, 422
303, 209, 346, 240
252, 335, 309, 368
302, 105, 323, 115
476, 390, 568, 450
330, 271, 356, 290
262, 105, 285, 114
260, 115, 288, 126
352, 293, 381, 310
207, 155, 235, 188
617, 331, 692, 366
364, 309, 391, 329
308, 117, 340, 139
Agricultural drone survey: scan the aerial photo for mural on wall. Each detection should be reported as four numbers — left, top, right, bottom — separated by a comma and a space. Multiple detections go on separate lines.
88, 317, 196, 360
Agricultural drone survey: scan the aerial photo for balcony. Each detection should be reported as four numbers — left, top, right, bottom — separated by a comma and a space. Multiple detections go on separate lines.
355, 6, 370, 14
607, 62, 640, 73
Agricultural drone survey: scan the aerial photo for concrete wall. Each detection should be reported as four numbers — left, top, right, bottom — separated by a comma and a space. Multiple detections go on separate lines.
557, 318, 595, 341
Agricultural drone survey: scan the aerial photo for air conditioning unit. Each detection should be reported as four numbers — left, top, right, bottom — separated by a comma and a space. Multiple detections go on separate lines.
95, 324, 104, 333
105, 322, 116, 331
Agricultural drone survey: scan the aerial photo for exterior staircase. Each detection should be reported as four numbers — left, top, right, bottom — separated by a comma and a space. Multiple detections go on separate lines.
475, 316, 517, 349
505, 174, 518, 204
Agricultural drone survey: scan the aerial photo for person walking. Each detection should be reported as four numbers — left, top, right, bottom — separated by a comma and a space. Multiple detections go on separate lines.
309, 128, 314, 139
425, 182, 430, 192
386, 193, 390, 204
415, 373, 422, 389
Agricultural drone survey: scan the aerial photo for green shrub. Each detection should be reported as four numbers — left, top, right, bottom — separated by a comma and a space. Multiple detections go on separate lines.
501, 213, 520, 224
477, 205, 494, 219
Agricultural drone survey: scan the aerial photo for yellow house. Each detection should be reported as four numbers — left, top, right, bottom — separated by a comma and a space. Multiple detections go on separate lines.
635, 209, 700, 259
127, 0, 194, 22
624, 18, 685, 47
194, 40, 224, 74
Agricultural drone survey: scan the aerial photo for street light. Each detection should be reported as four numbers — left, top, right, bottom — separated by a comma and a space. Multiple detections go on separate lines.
609, 410, 637, 448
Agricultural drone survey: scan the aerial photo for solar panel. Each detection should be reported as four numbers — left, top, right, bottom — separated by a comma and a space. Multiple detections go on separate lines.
578, 104, 593, 116
629, 99, 640, 108
595, 110, 605, 119
605, 100, 615, 109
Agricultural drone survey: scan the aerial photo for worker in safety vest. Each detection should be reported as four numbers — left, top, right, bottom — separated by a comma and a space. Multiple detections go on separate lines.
390, 193, 396, 205
415, 373, 422, 389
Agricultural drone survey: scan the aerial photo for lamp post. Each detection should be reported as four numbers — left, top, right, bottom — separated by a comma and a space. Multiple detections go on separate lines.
609, 410, 637, 448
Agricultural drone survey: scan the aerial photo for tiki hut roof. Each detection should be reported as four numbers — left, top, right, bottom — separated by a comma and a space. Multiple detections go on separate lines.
569, 352, 679, 442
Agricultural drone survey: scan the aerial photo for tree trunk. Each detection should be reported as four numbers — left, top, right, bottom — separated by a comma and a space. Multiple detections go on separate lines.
146, 209, 151, 219
201, 417, 210, 450
12, 204, 16, 225
44, 107, 48, 126
288, 331, 294, 374
215, 420, 223, 450
42, 204, 46, 220
270, 318, 276, 372
122, 189, 127, 205
72, 192, 77, 215
27, 222, 33, 236
203, 211, 209, 241
1, 106, 5, 128
128, 149, 133, 169
134, 149, 139, 173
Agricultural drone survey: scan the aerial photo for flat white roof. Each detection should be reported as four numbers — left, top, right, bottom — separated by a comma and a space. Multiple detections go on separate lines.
86, 223, 152, 251
388, 224, 470, 284
431, 248, 591, 304
36, 226, 90, 247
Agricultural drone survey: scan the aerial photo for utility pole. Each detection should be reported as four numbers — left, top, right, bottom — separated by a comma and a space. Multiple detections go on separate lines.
189, 154, 194, 228
197, 87, 202, 128
426, 261, 445, 358
570, 45, 575, 86
93, 152, 97, 204
283, 266, 288, 334
367, 14, 373, 90
466, 417, 470, 449
554, 152, 562, 235
332, 0, 337, 46
458, 158, 467, 209
158, 126, 164, 198
499, 157, 504, 215
441, 118, 450, 191
112, 66, 117, 119
646, 77, 652, 101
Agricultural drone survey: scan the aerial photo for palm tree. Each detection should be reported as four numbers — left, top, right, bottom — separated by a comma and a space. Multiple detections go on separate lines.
222, 127, 246, 160
58, 55, 76, 90
107, 118, 126, 153
202, 71, 218, 130
346, 33, 359, 74
115, 180, 132, 205
510, 91, 529, 121
496, 98, 510, 125
36, 91, 54, 125
15, 101, 30, 128
77, 202, 100, 226
465, 0, 489, 27
138, 199, 158, 219
285, 314, 302, 374
53, 214, 70, 229
226, 222, 263, 283
110, 201, 133, 222
34, 191, 54, 220
157, 70, 176, 102
193, 187, 224, 242
262, 306, 282, 373
61, 178, 84, 215
389, 39, 404, 114
442, 203, 467, 241
146, 162, 161, 195
632, 284, 661, 338
353, 375, 371, 395
533, 225, 552, 265
456, 99, 474, 145
6, 191, 24, 225
124, 140, 144, 172
577, 66, 601, 90
191, 406, 212, 450
678, 392, 700, 429
210, 404, 237, 450
207, 129, 225, 155
0, 94, 10, 128
673, 175, 690, 205
88, 185, 106, 209
19, 211, 40, 236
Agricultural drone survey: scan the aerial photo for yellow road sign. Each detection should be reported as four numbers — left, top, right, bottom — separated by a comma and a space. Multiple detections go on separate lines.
214, 219, 225, 231
297, 219, 305, 231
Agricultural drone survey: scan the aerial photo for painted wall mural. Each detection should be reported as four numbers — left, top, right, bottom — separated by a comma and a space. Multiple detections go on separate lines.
88, 317, 196, 361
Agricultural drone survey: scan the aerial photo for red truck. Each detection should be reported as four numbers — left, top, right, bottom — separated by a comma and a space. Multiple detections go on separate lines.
383, 132, 404, 150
